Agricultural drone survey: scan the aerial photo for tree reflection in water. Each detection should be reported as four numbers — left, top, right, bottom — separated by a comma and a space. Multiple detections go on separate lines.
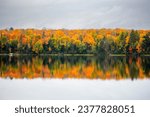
0, 55, 150, 80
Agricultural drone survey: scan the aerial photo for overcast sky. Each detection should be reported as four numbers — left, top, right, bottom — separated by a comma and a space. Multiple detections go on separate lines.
0, 0, 150, 29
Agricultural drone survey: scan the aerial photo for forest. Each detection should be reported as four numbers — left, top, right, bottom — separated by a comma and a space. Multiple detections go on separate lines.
0, 28, 150, 55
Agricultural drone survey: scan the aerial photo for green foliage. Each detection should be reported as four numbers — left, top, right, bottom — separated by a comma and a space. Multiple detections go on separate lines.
95, 37, 110, 54
129, 30, 140, 54
33, 41, 43, 54
118, 32, 128, 53
0, 36, 7, 46
141, 32, 150, 53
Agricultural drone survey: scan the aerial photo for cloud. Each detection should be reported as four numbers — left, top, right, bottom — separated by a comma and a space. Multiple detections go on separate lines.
0, 0, 149, 29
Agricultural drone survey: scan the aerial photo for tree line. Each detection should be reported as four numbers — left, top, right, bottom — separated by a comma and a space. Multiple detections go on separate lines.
0, 28, 150, 55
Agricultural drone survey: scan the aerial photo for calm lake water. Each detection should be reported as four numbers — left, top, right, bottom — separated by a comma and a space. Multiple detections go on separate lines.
0, 55, 150, 100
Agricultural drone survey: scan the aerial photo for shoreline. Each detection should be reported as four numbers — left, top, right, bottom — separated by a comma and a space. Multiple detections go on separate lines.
0, 53, 94, 57
0, 53, 150, 57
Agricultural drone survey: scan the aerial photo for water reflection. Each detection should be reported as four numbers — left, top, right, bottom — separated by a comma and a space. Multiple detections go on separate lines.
0, 55, 150, 80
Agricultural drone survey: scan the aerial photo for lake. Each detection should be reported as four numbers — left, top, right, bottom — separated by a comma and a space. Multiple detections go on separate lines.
0, 55, 150, 99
